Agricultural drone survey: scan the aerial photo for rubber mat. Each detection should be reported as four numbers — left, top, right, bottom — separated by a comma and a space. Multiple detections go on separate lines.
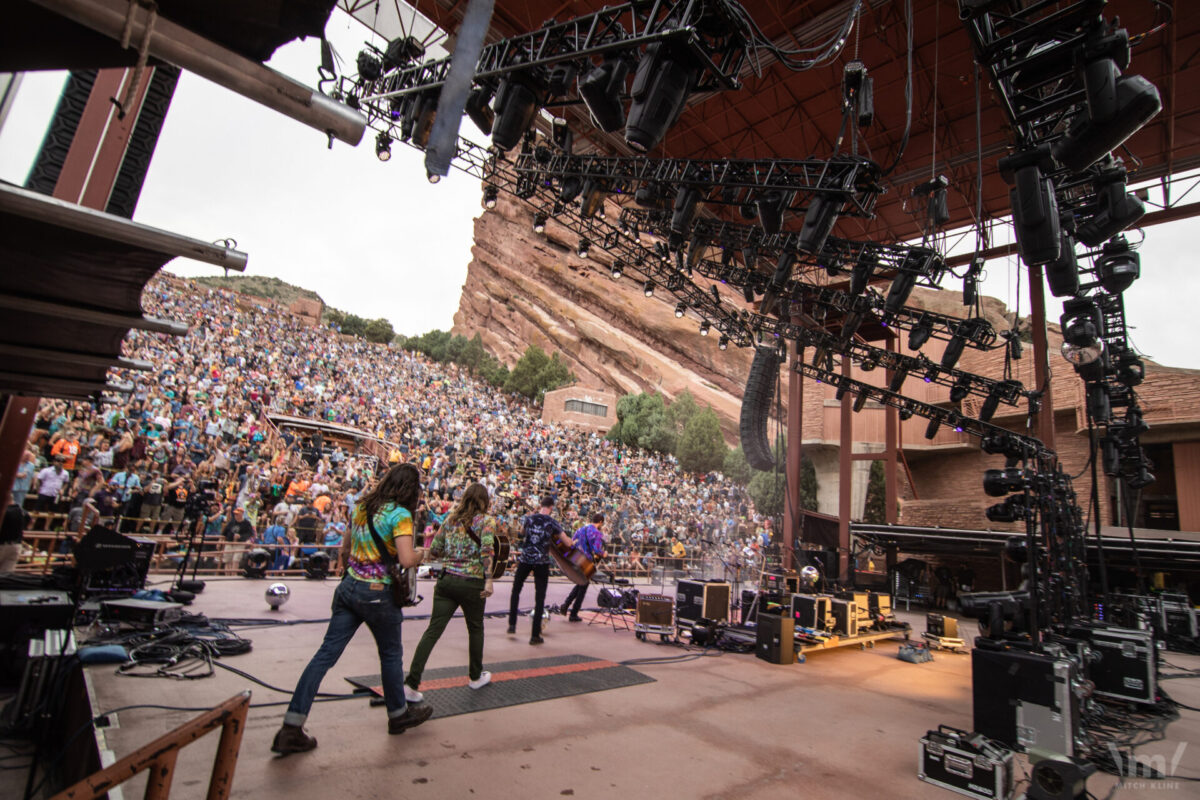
345, 654, 655, 718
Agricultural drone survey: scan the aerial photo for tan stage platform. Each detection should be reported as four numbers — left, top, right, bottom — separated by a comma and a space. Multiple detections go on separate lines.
76, 576, 1199, 800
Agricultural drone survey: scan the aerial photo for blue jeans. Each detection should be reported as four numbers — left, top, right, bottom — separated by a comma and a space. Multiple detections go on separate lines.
284, 576, 407, 726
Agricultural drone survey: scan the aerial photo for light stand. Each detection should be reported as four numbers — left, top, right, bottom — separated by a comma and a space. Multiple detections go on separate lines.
172, 513, 207, 595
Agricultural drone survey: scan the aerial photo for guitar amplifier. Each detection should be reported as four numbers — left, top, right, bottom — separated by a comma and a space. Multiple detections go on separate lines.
837, 590, 872, 625
740, 589, 759, 625
755, 612, 795, 665
763, 572, 799, 595
791, 594, 832, 631
675, 580, 730, 625
927, 613, 959, 639
636, 594, 674, 627
972, 645, 1081, 757
918, 725, 1014, 800
869, 592, 893, 617
831, 599, 858, 636
100, 598, 185, 625
1067, 623, 1157, 705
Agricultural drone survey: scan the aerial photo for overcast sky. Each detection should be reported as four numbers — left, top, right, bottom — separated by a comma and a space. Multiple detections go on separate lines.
0, 8, 1196, 370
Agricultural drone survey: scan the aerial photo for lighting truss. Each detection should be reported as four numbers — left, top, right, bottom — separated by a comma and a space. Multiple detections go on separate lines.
346, 1, 748, 106
517, 152, 883, 217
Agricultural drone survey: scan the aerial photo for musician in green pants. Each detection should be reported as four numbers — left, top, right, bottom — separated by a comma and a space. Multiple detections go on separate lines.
405, 482, 498, 700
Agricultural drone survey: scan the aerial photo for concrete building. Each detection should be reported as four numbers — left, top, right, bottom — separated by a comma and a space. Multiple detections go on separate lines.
541, 385, 618, 434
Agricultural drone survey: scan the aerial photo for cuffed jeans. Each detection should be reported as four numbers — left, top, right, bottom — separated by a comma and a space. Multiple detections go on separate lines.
284, 576, 408, 726
407, 574, 486, 687
508, 562, 549, 637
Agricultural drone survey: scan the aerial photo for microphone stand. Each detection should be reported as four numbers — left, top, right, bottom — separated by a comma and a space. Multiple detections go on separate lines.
172, 513, 207, 594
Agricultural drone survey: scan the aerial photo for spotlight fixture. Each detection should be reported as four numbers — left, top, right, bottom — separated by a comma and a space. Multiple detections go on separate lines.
889, 367, 909, 393
492, 75, 541, 152
898, 405, 915, 421
643, 280, 655, 297
941, 331, 967, 371
579, 56, 631, 133
1043, 232, 1080, 298
465, 84, 496, 135
675, 302, 686, 318
533, 212, 547, 234
577, 238, 590, 259
427, 172, 441, 184
625, 41, 698, 152
1095, 236, 1140, 294
979, 386, 1004, 422
924, 416, 941, 440
699, 321, 710, 336
983, 468, 1026, 497
1052, 63, 1162, 173
559, 175, 584, 203
305, 551, 331, 580
242, 548, 271, 579
483, 185, 499, 210
718, 335, 729, 350
671, 187, 700, 234
580, 180, 606, 218
356, 50, 384, 82
798, 195, 842, 254
853, 392, 868, 413
611, 260, 624, 279
950, 377, 970, 403
375, 131, 393, 162
908, 319, 933, 351
1008, 160, 1060, 266
1076, 173, 1145, 246
848, 251, 873, 297
1060, 297, 1104, 366
755, 190, 790, 235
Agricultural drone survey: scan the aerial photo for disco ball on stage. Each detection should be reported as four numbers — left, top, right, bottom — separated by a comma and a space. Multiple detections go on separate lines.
265, 582, 290, 610
799, 565, 820, 588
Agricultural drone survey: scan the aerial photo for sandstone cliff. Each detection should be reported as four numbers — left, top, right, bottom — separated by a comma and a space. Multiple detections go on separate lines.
451, 191, 1016, 444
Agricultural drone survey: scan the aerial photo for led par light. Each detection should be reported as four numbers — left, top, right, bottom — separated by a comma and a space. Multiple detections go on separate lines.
1095, 236, 1140, 294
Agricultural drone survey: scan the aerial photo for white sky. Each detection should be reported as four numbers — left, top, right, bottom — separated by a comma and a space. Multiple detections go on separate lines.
0, 8, 1196, 369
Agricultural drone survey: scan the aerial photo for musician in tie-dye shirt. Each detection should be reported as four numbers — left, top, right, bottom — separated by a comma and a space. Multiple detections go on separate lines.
274, 463, 433, 755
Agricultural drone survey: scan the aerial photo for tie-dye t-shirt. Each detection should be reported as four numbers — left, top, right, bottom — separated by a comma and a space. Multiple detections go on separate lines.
346, 502, 413, 584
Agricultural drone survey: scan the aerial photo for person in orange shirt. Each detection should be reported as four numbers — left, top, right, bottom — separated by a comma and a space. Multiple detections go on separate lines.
313, 492, 332, 516
286, 472, 311, 498
51, 429, 81, 471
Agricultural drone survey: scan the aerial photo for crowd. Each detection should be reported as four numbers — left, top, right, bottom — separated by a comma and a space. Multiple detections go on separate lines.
8, 274, 774, 577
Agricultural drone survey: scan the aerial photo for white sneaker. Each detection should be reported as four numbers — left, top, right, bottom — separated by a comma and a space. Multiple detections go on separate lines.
467, 671, 491, 690
404, 684, 424, 703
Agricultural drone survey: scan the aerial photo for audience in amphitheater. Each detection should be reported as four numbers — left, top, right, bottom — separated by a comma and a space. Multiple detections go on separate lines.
11, 275, 770, 576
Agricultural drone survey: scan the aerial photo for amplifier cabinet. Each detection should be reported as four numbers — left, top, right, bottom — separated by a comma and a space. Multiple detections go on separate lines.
755, 612, 795, 665
636, 594, 674, 627
869, 592, 893, 616
740, 589, 758, 625
763, 572, 799, 595
830, 599, 858, 636
790, 594, 832, 631
837, 590, 871, 624
927, 613, 959, 639
675, 580, 730, 625
1067, 623, 1157, 704
918, 726, 1014, 800
972, 647, 1080, 757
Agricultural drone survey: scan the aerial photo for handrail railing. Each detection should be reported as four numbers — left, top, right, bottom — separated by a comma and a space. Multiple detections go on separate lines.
50, 691, 250, 800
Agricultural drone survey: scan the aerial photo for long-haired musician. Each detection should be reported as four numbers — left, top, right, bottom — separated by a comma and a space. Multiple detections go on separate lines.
272, 462, 432, 755
405, 482, 498, 700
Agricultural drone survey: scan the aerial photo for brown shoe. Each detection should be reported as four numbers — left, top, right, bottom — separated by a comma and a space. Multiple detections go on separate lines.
388, 703, 434, 735
271, 724, 317, 755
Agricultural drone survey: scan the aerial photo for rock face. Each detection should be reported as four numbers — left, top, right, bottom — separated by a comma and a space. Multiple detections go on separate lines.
453, 193, 756, 441
451, 192, 1015, 444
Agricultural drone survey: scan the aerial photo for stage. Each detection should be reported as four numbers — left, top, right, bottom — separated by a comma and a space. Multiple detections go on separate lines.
71, 576, 1200, 800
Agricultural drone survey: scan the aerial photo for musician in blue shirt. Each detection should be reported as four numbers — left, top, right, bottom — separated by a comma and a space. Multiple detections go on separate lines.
562, 512, 606, 622
507, 495, 560, 645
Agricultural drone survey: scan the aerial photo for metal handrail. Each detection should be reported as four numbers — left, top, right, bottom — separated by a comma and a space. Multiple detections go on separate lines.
49, 691, 250, 800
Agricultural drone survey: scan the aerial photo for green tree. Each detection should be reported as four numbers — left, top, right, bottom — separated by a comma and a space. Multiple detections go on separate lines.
722, 445, 752, 485
607, 392, 676, 454
504, 345, 575, 402
363, 317, 396, 344
665, 390, 700, 438
677, 407, 728, 474
748, 470, 787, 517
862, 460, 886, 523
460, 333, 487, 374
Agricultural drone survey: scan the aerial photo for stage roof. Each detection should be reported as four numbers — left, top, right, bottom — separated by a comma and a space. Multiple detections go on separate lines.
348, 0, 1197, 244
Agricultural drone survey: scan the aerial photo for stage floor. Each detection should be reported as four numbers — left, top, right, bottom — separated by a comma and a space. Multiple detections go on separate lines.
78, 576, 1200, 800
